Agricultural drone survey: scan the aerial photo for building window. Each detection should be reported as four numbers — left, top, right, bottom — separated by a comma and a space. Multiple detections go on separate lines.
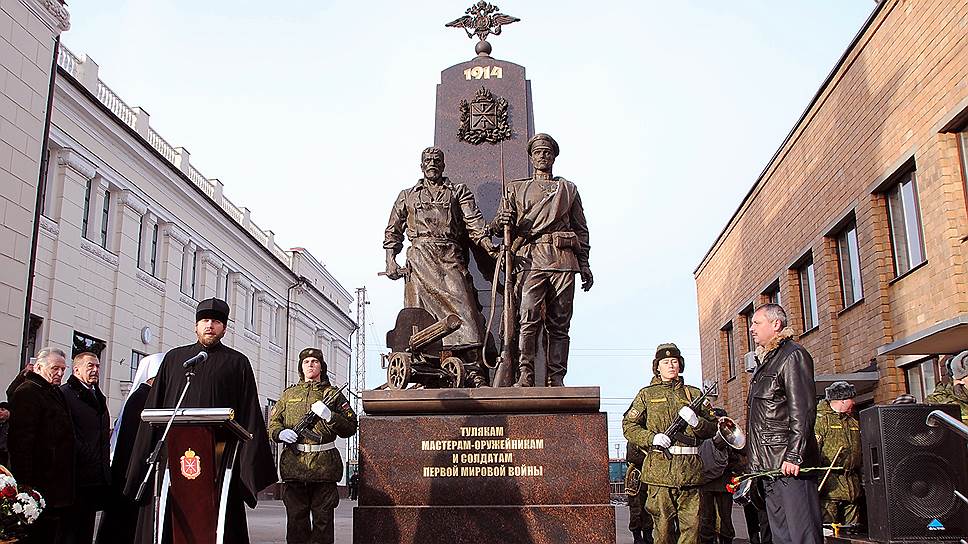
885, 170, 926, 276
149, 223, 159, 276
763, 280, 781, 308
25, 315, 43, 367
72, 331, 106, 359
797, 256, 819, 332
249, 290, 258, 330
223, 270, 231, 301
836, 221, 863, 307
181, 246, 197, 298
905, 357, 940, 402
190, 250, 197, 299
99, 189, 111, 248
130, 350, 147, 381
81, 179, 93, 239
722, 323, 736, 380
740, 306, 755, 352
272, 306, 282, 343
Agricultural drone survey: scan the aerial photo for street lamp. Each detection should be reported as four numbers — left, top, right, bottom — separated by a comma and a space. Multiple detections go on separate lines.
285, 275, 311, 381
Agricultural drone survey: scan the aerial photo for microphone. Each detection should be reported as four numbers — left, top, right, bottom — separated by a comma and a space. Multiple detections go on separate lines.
183, 351, 208, 369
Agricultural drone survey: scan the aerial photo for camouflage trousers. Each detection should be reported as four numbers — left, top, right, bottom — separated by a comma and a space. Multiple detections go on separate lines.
282, 481, 339, 544
645, 485, 702, 543
821, 499, 860, 526
629, 486, 654, 538
699, 491, 735, 543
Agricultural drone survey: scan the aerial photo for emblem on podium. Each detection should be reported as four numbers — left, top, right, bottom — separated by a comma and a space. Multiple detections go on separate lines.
180, 448, 201, 480
458, 86, 511, 145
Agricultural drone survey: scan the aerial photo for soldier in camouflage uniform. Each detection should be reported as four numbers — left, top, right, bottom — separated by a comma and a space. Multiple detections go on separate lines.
925, 350, 968, 425
626, 441, 654, 544
269, 347, 358, 544
623, 343, 717, 543
814, 381, 862, 526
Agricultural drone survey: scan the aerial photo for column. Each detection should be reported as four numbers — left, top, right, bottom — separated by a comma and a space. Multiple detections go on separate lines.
197, 251, 223, 301
104, 190, 148, 404
157, 222, 190, 348
45, 150, 96, 349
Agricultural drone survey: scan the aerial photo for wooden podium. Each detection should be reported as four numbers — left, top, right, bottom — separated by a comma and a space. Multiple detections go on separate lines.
141, 408, 252, 544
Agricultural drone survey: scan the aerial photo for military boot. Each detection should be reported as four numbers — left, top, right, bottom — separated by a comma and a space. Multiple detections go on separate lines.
546, 338, 569, 387
631, 529, 645, 544
514, 358, 534, 387
515, 329, 537, 387
461, 349, 490, 388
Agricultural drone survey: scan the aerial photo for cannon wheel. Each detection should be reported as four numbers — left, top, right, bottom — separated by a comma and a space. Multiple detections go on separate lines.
386, 353, 412, 390
440, 357, 464, 388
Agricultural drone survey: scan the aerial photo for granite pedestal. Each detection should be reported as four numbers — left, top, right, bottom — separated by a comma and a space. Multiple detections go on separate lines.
353, 387, 615, 544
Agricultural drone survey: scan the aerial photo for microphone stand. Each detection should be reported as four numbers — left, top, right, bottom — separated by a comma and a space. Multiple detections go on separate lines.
135, 362, 197, 544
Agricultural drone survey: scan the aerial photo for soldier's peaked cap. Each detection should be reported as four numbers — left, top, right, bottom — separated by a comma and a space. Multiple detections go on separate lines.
652, 342, 684, 374
527, 133, 559, 157
196, 298, 229, 323
825, 381, 856, 401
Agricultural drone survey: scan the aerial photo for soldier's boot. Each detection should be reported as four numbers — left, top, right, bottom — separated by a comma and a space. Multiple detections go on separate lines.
631, 529, 644, 544
515, 329, 537, 387
546, 338, 569, 387
514, 359, 534, 387
462, 349, 490, 388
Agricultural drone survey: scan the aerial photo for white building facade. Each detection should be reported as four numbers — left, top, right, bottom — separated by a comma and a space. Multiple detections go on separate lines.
22, 43, 356, 477
0, 0, 70, 391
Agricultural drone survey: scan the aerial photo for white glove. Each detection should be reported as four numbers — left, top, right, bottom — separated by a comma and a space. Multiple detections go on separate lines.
652, 433, 672, 449
279, 429, 298, 444
311, 400, 332, 420
678, 406, 700, 428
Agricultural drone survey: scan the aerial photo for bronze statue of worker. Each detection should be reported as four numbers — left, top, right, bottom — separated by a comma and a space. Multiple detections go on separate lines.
384, 147, 497, 388
493, 133, 592, 387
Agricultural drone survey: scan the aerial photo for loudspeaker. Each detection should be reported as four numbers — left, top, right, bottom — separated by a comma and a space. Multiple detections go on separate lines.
860, 404, 968, 542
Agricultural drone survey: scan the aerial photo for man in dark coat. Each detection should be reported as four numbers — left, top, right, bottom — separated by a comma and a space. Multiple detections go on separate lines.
8, 347, 75, 543
124, 298, 277, 544
747, 304, 822, 544
61, 351, 111, 543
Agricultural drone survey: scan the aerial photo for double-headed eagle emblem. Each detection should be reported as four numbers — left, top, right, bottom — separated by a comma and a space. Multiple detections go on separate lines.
446, 2, 520, 43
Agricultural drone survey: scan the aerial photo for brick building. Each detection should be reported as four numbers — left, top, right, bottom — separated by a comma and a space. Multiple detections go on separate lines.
695, 0, 968, 418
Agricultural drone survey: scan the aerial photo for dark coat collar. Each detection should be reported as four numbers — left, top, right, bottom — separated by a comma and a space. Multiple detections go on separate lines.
64, 374, 106, 411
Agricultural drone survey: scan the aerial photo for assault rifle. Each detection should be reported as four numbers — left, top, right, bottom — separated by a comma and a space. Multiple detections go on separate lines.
649, 381, 718, 460
290, 382, 348, 444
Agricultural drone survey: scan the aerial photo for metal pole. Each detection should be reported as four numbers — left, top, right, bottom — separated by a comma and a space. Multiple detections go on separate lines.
285, 276, 308, 382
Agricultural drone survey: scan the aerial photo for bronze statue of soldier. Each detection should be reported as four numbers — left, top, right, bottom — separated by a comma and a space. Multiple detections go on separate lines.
384, 147, 497, 388
493, 133, 592, 387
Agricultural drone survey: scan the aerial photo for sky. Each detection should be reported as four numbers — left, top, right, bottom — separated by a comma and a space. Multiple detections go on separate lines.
61, 0, 877, 456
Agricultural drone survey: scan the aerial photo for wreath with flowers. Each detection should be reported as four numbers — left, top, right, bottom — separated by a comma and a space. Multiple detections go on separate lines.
0, 466, 45, 542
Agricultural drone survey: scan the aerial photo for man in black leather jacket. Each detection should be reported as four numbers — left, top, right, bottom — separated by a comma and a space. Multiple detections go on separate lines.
746, 303, 822, 544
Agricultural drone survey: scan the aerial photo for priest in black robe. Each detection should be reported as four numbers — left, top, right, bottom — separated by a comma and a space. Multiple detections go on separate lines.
123, 298, 276, 544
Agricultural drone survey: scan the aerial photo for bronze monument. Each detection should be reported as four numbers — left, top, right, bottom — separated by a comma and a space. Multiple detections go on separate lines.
493, 133, 592, 387
383, 147, 497, 388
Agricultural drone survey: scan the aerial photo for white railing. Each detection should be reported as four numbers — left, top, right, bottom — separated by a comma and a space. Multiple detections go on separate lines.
222, 199, 245, 224
96, 80, 136, 129
146, 128, 178, 165
247, 223, 269, 246
57, 46, 80, 78
188, 166, 215, 198
271, 244, 291, 266
55, 44, 297, 273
